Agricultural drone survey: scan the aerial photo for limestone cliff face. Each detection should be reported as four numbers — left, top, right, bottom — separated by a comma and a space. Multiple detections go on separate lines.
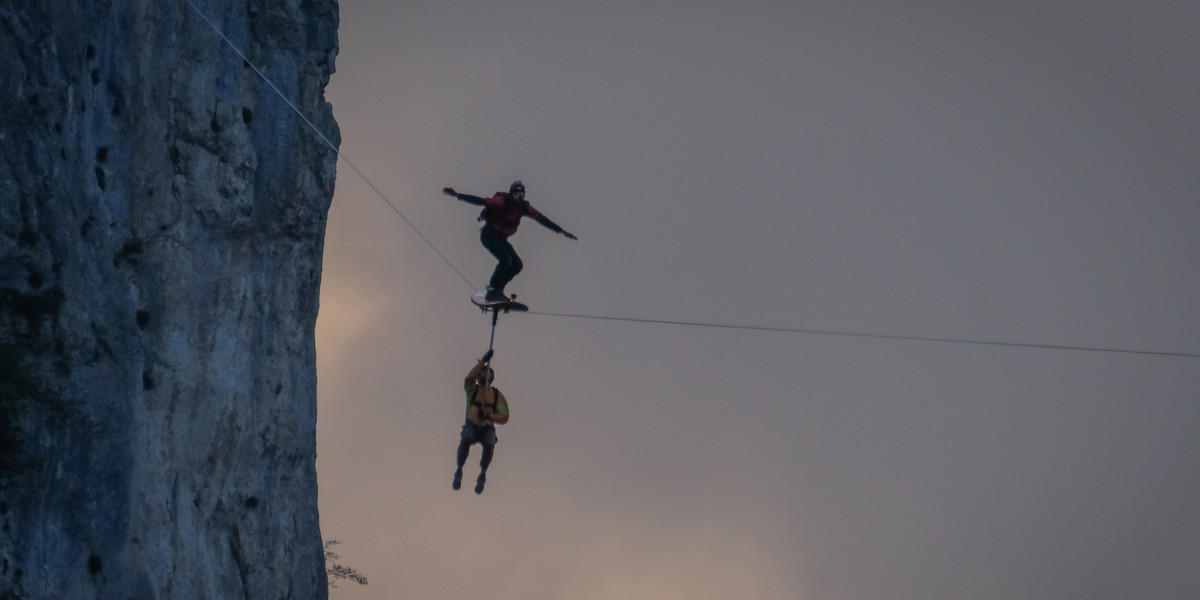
1, 1, 339, 598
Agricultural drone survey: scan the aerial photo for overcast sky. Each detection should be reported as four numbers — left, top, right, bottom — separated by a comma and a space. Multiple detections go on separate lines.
312, 2, 1200, 599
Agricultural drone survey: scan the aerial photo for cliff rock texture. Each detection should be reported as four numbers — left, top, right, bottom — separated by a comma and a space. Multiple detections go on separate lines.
1, 0, 339, 598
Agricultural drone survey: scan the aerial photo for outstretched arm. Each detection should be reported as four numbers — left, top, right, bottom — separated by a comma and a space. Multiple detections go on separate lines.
534, 214, 578, 240
442, 187, 487, 207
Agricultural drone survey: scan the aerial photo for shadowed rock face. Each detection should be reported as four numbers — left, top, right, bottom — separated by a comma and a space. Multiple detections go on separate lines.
1, 1, 339, 598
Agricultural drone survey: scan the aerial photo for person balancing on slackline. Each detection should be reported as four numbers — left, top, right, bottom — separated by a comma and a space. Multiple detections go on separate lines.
443, 180, 577, 303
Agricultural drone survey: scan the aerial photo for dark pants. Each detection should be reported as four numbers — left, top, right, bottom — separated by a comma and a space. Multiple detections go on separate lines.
480, 228, 523, 293
456, 420, 497, 472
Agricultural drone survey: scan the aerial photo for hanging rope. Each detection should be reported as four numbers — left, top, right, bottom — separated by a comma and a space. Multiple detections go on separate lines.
184, 0, 477, 294
487, 310, 499, 355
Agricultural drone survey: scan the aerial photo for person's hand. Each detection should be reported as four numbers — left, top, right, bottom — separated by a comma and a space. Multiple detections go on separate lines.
562, 230, 577, 241
442, 187, 457, 197
481, 349, 494, 363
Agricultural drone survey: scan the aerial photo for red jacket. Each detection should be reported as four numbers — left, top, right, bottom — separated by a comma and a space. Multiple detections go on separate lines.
481, 193, 546, 238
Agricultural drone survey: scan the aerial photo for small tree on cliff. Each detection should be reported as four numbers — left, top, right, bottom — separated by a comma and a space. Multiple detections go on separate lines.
324, 540, 368, 588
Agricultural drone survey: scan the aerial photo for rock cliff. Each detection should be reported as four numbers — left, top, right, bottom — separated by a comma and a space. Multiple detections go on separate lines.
1, 1, 339, 598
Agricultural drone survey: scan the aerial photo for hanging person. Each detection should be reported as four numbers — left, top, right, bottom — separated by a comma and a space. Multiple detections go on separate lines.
453, 349, 510, 494
443, 181, 577, 302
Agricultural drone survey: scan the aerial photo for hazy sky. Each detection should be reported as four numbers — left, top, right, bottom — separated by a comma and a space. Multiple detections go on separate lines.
313, 2, 1200, 599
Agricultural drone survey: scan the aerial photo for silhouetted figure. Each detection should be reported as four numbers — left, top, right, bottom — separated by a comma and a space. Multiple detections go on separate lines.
443, 181, 576, 301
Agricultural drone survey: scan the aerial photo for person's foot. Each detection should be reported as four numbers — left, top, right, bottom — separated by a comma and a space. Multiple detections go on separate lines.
452, 468, 463, 491
484, 288, 508, 302
474, 472, 486, 494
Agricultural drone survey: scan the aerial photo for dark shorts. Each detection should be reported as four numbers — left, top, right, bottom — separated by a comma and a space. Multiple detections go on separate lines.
460, 421, 498, 447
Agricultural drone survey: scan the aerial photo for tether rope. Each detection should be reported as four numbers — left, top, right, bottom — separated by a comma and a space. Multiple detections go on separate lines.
528, 311, 1200, 359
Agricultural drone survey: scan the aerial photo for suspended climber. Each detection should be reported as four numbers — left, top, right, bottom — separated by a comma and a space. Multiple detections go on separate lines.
453, 349, 509, 494
442, 181, 577, 305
